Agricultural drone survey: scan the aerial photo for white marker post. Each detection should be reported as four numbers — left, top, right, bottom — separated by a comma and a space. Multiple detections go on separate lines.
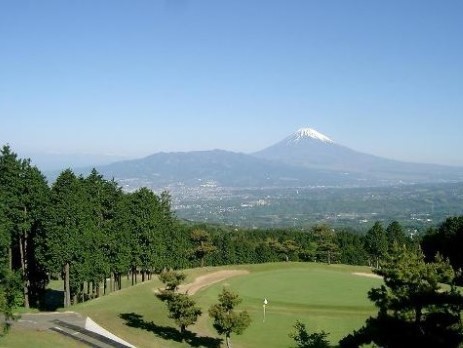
263, 298, 268, 322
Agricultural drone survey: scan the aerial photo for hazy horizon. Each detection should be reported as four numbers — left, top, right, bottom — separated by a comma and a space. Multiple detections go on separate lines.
15, 126, 463, 172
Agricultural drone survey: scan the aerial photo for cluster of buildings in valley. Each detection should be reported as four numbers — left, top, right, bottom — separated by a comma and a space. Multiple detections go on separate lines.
114, 177, 460, 231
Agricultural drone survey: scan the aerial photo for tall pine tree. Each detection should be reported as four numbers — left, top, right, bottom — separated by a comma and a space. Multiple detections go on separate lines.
44, 169, 89, 307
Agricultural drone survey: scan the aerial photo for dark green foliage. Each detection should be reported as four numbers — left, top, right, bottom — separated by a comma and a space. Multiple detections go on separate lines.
37, 165, 182, 306
125, 187, 174, 280
422, 216, 463, 284
208, 287, 251, 348
166, 293, 202, 334
44, 169, 90, 306
311, 225, 340, 264
158, 269, 186, 292
0, 145, 50, 308
385, 221, 408, 251
184, 223, 369, 267
255, 242, 279, 263
156, 268, 200, 335
339, 246, 463, 348
265, 238, 300, 262
0, 145, 19, 264
364, 221, 388, 268
336, 230, 368, 265
81, 170, 124, 296
298, 243, 317, 262
18, 163, 50, 307
165, 220, 191, 269
41, 168, 126, 304
0, 208, 9, 268
111, 193, 136, 284
215, 232, 237, 265
190, 229, 217, 267
289, 320, 330, 348
0, 269, 22, 336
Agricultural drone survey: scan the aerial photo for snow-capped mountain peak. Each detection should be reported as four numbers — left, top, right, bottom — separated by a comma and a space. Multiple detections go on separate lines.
288, 128, 334, 144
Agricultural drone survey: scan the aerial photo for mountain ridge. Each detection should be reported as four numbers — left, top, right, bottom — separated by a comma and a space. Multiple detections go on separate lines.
253, 128, 463, 178
46, 128, 463, 190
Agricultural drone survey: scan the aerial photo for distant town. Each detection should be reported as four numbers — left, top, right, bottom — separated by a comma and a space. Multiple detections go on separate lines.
160, 181, 463, 233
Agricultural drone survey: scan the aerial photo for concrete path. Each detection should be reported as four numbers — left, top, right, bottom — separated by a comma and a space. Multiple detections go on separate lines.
15, 312, 134, 348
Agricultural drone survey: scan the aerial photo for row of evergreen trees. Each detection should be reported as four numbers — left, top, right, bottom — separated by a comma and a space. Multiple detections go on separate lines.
0, 145, 186, 309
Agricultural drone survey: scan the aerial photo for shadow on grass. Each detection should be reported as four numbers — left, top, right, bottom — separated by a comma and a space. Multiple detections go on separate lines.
39, 289, 63, 311
120, 312, 222, 348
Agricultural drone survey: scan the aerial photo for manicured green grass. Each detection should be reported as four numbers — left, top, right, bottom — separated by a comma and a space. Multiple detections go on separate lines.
194, 263, 382, 347
5, 263, 382, 348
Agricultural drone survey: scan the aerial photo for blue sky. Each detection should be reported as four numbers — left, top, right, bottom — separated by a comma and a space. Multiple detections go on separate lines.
1, 0, 462, 166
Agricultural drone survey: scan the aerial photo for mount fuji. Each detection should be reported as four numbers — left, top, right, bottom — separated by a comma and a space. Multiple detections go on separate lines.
57, 127, 463, 191
253, 128, 463, 183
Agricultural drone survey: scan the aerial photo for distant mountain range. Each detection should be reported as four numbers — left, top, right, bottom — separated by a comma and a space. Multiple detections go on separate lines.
47, 128, 463, 190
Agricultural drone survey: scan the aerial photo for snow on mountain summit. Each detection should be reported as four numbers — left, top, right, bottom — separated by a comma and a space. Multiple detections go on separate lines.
288, 128, 334, 144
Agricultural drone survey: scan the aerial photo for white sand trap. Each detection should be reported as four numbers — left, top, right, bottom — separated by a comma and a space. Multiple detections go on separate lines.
352, 272, 383, 279
178, 270, 249, 295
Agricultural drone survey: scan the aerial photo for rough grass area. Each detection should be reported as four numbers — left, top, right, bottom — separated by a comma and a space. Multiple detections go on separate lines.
4, 263, 382, 347
0, 326, 84, 348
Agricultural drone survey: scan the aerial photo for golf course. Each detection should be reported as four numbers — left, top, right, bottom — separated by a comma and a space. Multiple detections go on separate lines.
4, 262, 382, 347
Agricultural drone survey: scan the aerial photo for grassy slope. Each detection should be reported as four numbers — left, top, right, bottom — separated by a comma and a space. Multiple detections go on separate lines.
0, 327, 84, 348
3, 263, 381, 348
74, 266, 251, 348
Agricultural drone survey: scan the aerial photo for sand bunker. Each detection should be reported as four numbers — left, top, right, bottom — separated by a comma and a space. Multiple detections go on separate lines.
178, 270, 249, 295
352, 272, 383, 279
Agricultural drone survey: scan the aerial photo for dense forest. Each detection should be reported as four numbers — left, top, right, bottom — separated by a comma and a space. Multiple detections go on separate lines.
1, 144, 463, 319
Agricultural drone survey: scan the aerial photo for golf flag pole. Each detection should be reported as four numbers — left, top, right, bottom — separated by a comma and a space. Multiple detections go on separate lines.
263, 298, 268, 322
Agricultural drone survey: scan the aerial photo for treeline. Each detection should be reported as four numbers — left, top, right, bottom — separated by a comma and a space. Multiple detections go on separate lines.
199, 220, 413, 268
0, 145, 184, 309
1, 144, 461, 313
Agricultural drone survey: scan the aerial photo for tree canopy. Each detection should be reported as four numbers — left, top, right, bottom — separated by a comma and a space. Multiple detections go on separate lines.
208, 287, 251, 348
340, 245, 463, 348
289, 320, 330, 348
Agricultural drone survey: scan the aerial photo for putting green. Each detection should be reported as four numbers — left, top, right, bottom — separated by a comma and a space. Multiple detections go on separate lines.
195, 263, 382, 347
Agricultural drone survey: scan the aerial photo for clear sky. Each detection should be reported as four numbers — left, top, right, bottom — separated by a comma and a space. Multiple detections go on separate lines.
1, 0, 462, 166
